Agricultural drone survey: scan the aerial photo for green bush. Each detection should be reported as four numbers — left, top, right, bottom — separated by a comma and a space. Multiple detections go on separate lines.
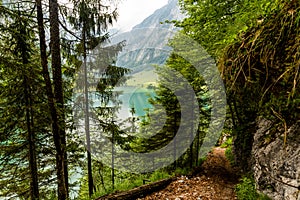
220, 137, 233, 148
149, 170, 171, 181
236, 177, 271, 200
225, 146, 235, 166
198, 156, 207, 166
173, 167, 191, 176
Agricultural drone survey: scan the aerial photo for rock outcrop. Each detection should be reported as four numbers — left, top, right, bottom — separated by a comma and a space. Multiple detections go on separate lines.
252, 119, 300, 200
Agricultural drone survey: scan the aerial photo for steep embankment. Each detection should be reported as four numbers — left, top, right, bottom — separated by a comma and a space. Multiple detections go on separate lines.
220, 1, 300, 199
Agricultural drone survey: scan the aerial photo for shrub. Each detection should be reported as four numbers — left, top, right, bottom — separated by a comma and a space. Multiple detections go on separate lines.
236, 176, 271, 200
225, 146, 235, 166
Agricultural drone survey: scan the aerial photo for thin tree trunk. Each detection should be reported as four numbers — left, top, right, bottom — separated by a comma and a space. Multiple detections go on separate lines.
173, 126, 176, 170
29, 100, 39, 200
25, 78, 39, 200
18, 12, 39, 198
83, 25, 94, 197
49, 0, 68, 198
35, 0, 67, 199
23, 66, 39, 200
23, 71, 39, 199
190, 102, 194, 169
195, 129, 200, 166
111, 127, 115, 190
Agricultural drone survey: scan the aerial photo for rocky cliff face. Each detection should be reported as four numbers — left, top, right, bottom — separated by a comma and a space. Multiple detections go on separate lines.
252, 119, 300, 200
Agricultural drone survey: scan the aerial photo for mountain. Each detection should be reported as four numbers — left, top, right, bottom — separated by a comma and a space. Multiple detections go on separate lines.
108, 0, 185, 78
132, 0, 184, 30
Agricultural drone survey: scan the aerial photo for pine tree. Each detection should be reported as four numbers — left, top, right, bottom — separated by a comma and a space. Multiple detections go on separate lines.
130, 51, 211, 170
66, 0, 120, 196
0, 2, 49, 199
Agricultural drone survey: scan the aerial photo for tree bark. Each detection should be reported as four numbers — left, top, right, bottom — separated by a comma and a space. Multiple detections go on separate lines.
36, 0, 68, 198
25, 77, 39, 200
83, 24, 94, 197
18, 12, 40, 199
49, 0, 69, 197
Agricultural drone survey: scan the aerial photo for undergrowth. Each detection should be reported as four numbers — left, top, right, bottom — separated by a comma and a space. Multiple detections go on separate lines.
220, 137, 232, 148
220, 136, 235, 166
225, 146, 235, 166
236, 176, 271, 200
90, 170, 171, 199
221, 0, 300, 170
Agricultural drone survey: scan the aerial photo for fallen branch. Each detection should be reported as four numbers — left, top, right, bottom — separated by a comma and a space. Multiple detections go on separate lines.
95, 177, 176, 200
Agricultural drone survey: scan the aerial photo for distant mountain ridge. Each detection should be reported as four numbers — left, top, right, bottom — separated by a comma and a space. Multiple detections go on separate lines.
106, 0, 185, 119
110, 0, 185, 74
132, 0, 184, 30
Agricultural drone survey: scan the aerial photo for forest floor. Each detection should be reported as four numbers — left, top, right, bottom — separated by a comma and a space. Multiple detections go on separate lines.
138, 147, 240, 200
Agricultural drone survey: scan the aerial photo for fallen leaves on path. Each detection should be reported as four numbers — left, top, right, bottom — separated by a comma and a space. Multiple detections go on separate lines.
139, 147, 240, 200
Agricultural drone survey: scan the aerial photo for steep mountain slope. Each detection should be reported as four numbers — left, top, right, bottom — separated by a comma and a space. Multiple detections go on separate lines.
109, 0, 184, 75
132, 0, 183, 30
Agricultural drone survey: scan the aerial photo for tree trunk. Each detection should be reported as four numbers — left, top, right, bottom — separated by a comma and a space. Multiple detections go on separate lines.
49, 0, 68, 198
49, 0, 69, 196
83, 25, 94, 197
17, 11, 40, 198
195, 130, 200, 166
190, 130, 193, 169
25, 78, 39, 200
36, 0, 67, 198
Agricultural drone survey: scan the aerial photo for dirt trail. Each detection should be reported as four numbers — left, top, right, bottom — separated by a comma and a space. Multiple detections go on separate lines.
139, 147, 240, 200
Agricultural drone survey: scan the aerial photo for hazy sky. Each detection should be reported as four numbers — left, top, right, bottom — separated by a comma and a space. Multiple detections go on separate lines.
59, 0, 169, 32
113, 0, 168, 32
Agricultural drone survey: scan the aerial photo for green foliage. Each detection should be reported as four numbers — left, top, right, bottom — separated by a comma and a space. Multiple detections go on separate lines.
197, 156, 207, 166
129, 50, 212, 168
0, 0, 126, 199
149, 170, 171, 182
173, 167, 191, 176
236, 177, 257, 200
220, 0, 300, 170
78, 168, 171, 199
220, 137, 232, 148
174, 0, 284, 171
222, 0, 300, 124
222, 136, 234, 166
225, 146, 235, 166
236, 176, 271, 200
67, 0, 118, 38
3, 0, 298, 198
0, 2, 58, 198
177, 0, 281, 58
